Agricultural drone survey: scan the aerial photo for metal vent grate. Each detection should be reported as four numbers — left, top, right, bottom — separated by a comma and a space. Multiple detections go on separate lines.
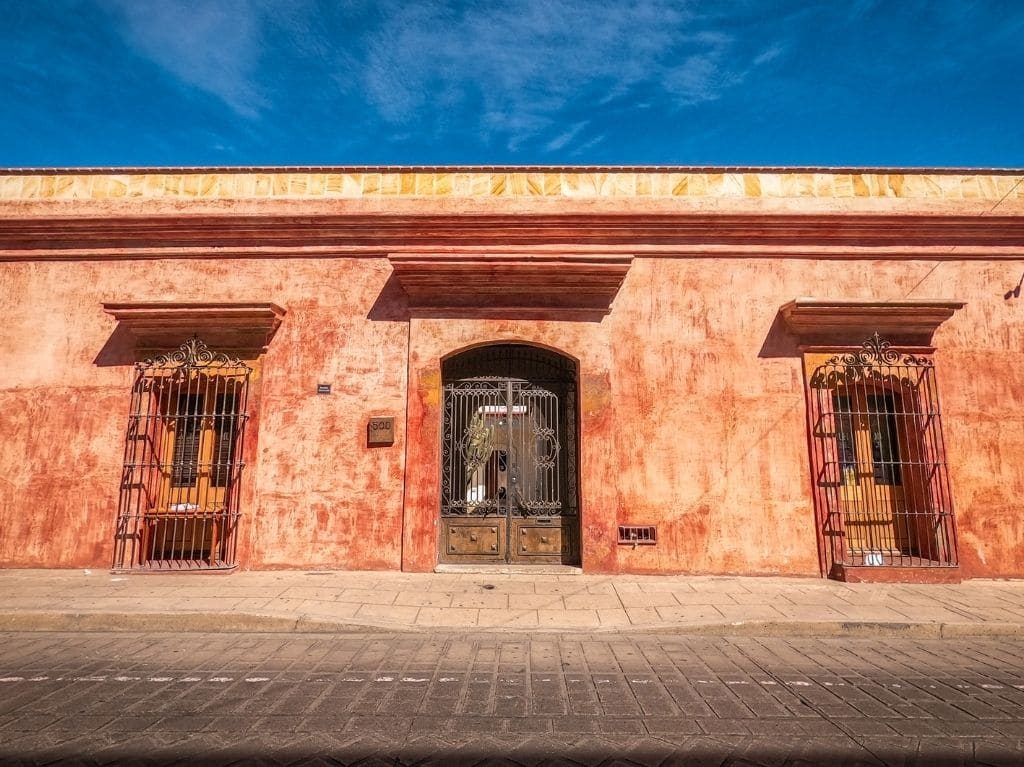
618, 525, 657, 545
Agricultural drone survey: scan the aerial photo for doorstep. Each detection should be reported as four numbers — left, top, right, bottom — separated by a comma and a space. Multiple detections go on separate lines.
831, 563, 962, 584
434, 564, 583, 575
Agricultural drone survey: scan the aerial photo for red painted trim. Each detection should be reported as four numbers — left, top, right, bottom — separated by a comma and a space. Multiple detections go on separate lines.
800, 360, 829, 579
3, 213, 1024, 262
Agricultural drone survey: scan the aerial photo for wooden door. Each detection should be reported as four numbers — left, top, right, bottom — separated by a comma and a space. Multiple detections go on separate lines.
834, 390, 909, 561
149, 382, 239, 562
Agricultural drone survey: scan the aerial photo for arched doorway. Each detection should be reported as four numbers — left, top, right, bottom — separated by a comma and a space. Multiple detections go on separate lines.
439, 344, 579, 565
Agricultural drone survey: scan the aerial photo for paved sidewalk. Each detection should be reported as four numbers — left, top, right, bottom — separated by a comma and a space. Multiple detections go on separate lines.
2, 569, 1023, 636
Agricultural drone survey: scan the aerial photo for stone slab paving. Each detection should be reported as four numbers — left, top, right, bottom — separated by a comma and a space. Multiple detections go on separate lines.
0, 631, 1022, 766
2, 569, 1024, 636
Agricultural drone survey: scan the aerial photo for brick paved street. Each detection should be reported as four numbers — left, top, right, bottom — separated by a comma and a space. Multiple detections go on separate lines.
1, 632, 1022, 766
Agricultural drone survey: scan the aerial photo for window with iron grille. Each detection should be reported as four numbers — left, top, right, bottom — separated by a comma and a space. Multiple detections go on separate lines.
806, 334, 958, 573
113, 338, 250, 571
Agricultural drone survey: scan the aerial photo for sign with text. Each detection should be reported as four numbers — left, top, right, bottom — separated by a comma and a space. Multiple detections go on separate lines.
367, 416, 395, 446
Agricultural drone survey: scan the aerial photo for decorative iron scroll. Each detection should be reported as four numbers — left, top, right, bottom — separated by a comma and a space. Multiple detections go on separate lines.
533, 426, 559, 469
460, 413, 495, 475
441, 346, 577, 520
823, 332, 933, 370
139, 336, 251, 372
811, 333, 934, 391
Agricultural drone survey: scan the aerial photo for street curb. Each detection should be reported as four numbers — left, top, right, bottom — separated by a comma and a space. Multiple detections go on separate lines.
0, 612, 398, 634
2, 611, 1023, 638
654, 619, 1024, 639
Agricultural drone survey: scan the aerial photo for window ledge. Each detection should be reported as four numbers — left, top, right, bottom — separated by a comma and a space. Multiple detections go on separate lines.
780, 297, 964, 344
103, 302, 285, 355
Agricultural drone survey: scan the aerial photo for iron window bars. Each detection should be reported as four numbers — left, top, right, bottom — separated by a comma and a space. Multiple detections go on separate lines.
113, 338, 251, 571
809, 334, 958, 571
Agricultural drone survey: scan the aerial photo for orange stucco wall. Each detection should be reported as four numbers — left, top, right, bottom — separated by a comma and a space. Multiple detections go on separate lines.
2, 253, 1022, 577
0, 258, 409, 570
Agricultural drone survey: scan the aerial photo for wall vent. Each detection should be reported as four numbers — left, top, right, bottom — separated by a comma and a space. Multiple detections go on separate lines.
618, 525, 657, 545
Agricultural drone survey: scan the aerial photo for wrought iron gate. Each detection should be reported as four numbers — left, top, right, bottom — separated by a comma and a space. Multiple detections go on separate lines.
113, 338, 251, 571
441, 345, 578, 564
808, 334, 958, 573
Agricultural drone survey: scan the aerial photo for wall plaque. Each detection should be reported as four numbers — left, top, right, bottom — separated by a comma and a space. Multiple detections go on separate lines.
367, 416, 395, 446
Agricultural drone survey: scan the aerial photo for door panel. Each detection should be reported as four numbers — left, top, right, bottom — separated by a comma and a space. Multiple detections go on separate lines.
445, 521, 504, 559
513, 518, 577, 559
518, 526, 562, 556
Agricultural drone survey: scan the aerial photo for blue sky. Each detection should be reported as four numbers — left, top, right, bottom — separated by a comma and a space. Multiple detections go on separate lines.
1, 0, 1022, 168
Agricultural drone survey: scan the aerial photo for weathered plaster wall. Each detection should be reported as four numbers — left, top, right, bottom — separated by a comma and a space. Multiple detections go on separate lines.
0, 262, 130, 567
604, 258, 1024, 578
922, 264, 1024, 577
0, 258, 409, 570
606, 259, 813, 576
396, 258, 1024, 578
1, 255, 1022, 576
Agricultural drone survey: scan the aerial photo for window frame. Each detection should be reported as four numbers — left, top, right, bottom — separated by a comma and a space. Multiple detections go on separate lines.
802, 334, 959, 579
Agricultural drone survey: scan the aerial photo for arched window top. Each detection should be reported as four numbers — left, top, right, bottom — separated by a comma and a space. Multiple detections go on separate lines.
443, 344, 576, 383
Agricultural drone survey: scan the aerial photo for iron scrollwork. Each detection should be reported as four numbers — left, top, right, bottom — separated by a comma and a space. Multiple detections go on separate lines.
812, 333, 933, 390
441, 347, 576, 521
534, 426, 560, 469
138, 337, 251, 372
460, 413, 495, 475
823, 332, 934, 370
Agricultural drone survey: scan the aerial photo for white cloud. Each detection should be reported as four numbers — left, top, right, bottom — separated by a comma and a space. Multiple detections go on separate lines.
545, 121, 589, 152
570, 133, 608, 157
753, 44, 785, 67
358, 0, 761, 151
101, 0, 268, 118
96, 0, 787, 151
